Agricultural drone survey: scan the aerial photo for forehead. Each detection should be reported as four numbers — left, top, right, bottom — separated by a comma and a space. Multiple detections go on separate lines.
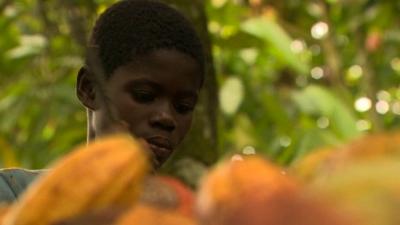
108, 49, 203, 92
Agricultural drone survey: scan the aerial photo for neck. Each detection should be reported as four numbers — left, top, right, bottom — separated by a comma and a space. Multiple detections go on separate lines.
87, 109, 96, 143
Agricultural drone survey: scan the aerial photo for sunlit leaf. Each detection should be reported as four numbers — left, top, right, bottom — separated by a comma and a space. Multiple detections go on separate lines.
6, 35, 47, 59
292, 85, 361, 140
241, 17, 309, 75
219, 77, 244, 115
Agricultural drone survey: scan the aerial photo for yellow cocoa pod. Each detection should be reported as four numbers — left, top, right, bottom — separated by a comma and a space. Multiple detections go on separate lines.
290, 148, 335, 182
4, 134, 149, 225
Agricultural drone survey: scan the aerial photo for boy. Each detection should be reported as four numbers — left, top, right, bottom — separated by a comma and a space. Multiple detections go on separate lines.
0, 0, 204, 202
77, 0, 204, 168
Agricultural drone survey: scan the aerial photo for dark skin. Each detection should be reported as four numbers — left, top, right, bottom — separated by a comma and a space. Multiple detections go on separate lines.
76, 49, 203, 168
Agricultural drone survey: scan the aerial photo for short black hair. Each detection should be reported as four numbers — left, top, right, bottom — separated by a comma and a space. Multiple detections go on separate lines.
88, 0, 205, 81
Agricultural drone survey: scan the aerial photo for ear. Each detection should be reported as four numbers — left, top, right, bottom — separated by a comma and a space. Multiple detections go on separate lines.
76, 67, 98, 110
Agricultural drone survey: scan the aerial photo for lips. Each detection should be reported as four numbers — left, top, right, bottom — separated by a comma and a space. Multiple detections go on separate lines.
145, 136, 173, 167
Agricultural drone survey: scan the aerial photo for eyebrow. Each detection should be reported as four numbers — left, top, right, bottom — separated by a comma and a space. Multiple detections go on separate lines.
125, 79, 162, 90
125, 78, 199, 98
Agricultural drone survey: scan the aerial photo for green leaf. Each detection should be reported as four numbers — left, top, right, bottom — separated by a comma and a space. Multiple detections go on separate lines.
241, 17, 309, 75
292, 85, 361, 140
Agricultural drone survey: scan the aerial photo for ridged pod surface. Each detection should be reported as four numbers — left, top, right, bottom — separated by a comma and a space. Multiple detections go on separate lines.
4, 134, 149, 225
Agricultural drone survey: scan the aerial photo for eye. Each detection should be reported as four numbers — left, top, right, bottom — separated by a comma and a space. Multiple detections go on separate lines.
131, 90, 156, 103
174, 101, 196, 114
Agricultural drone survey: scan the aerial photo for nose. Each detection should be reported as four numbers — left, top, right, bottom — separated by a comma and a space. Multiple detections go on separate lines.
149, 102, 177, 132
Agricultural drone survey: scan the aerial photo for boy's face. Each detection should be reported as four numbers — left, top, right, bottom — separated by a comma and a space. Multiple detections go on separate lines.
78, 49, 202, 168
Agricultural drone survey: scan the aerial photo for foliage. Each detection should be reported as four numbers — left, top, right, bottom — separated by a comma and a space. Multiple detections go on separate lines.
208, 0, 400, 164
0, 0, 110, 168
0, 0, 400, 169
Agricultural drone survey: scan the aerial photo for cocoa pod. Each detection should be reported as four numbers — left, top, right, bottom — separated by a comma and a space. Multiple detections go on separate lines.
4, 135, 149, 225
196, 156, 298, 225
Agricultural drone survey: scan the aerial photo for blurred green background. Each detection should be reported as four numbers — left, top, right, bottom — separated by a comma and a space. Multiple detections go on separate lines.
0, 0, 399, 172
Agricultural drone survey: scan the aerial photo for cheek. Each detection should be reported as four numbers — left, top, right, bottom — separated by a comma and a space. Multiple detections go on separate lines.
113, 95, 150, 128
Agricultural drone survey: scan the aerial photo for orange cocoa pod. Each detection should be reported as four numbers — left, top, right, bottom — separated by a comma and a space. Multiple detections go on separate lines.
140, 176, 194, 217
4, 135, 149, 225
222, 191, 356, 225
0, 205, 10, 224
196, 155, 298, 225
52, 207, 124, 225
114, 204, 198, 225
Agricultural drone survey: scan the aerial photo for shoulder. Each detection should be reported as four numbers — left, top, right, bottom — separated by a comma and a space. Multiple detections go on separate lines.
0, 168, 45, 203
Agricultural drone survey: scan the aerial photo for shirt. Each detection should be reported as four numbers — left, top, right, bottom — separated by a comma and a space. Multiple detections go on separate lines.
0, 168, 43, 203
